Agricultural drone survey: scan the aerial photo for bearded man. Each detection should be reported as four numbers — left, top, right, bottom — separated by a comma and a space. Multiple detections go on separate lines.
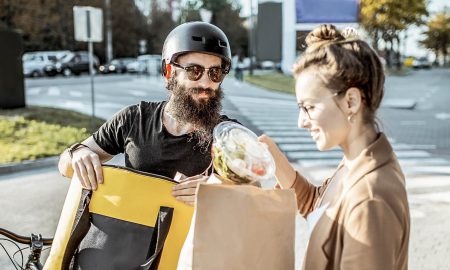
58, 22, 238, 205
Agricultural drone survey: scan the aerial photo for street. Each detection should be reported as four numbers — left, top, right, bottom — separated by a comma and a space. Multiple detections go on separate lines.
1, 69, 449, 269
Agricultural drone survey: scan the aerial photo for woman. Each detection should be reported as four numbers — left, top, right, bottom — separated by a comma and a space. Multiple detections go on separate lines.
259, 24, 410, 269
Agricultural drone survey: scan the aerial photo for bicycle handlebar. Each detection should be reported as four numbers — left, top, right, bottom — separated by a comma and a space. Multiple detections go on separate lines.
0, 227, 53, 246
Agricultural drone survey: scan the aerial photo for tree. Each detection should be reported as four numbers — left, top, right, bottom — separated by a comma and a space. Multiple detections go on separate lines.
420, 9, 450, 66
111, 0, 149, 57
178, 0, 201, 23
147, 6, 176, 54
178, 0, 248, 56
360, 0, 428, 68
0, 0, 149, 61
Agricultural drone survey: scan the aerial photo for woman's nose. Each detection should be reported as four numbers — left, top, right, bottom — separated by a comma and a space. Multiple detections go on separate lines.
298, 110, 309, 128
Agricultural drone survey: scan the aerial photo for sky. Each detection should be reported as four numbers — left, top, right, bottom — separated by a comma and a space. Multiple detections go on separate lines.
240, 0, 449, 58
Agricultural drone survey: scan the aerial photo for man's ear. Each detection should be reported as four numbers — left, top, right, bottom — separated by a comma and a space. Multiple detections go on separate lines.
344, 87, 363, 114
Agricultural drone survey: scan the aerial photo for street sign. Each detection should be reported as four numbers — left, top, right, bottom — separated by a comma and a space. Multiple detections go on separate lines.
74, 6, 103, 42
73, 6, 103, 129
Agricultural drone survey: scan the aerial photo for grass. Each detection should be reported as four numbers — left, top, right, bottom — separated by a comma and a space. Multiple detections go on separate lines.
0, 106, 105, 163
244, 72, 296, 95
243, 67, 411, 95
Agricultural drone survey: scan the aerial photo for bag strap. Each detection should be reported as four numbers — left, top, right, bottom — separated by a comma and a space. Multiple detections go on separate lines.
61, 189, 92, 270
140, 206, 174, 270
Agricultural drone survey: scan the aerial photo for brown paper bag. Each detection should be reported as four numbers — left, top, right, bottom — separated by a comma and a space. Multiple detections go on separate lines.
190, 183, 297, 270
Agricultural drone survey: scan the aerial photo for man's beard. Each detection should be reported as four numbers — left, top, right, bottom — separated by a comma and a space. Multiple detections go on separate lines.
167, 77, 223, 151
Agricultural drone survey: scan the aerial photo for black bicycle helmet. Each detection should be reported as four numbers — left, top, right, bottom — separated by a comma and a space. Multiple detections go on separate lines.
162, 22, 232, 76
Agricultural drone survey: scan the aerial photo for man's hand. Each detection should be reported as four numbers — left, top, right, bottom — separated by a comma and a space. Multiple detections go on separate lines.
172, 174, 208, 206
71, 147, 104, 190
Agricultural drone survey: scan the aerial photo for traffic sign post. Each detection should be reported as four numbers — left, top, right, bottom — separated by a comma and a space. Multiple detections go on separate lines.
73, 6, 103, 130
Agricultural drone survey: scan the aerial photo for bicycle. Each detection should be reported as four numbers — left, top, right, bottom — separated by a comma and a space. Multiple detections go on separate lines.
0, 227, 53, 270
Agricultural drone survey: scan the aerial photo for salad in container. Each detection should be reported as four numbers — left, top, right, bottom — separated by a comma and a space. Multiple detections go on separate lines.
212, 121, 275, 184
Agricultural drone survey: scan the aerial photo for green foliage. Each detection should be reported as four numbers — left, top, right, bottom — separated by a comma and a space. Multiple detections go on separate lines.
0, 106, 104, 163
179, 0, 248, 56
0, 0, 147, 60
420, 9, 450, 65
244, 72, 296, 95
360, 0, 428, 50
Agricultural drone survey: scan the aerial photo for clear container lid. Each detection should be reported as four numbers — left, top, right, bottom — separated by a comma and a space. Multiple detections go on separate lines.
212, 121, 275, 183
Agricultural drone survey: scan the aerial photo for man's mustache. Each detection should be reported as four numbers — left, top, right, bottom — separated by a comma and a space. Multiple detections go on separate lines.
189, 87, 215, 96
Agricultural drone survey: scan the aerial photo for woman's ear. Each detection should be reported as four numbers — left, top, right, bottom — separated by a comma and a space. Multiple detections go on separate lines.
344, 87, 363, 114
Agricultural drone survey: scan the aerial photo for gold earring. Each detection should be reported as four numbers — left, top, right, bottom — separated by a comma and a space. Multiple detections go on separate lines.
347, 114, 354, 123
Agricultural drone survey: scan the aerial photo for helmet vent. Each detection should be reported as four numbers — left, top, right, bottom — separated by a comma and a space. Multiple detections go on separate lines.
192, 36, 204, 43
218, 40, 227, 48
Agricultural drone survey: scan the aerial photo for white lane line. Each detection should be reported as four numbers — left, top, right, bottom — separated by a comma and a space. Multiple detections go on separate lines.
27, 87, 41, 95
409, 209, 426, 219
48, 87, 61, 96
97, 102, 125, 109
411, 191, 450, 203
435, 113, 450, 120
252, 121, 297, 126
407, 178, 450, 189
230, 96, 296, 106
265, 130, 310, 137
69, 91, 83, 97
129, 90, 147, 96
400, 120, 426, 126
62, 100, 85, 110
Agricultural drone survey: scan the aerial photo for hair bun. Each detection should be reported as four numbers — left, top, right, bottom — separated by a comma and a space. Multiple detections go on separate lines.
341, 27, 360, 40
305, 24, 344, 46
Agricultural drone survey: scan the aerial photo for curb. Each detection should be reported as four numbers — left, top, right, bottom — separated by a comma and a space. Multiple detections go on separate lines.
0, 156, 59, 175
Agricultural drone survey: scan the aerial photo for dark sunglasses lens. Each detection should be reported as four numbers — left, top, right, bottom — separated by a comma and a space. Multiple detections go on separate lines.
208, 67, 224, 82
185, 65, 204, 81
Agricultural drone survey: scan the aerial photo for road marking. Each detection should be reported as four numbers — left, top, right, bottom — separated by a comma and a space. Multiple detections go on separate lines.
412, 191, 450, 203
400, 120, 426, 126
63, 100, 84, 110
129, 90, 147, 96
48, 87, 61, 96
231, 96, 295, 106
435, 113, 450, 120
27, 87, 41, 95
69, 91, 83, 97
407, 177, 450, 189
410, 209, 426, 219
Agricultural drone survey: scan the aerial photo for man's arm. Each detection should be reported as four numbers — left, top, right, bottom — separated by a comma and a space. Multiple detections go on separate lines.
59, 136, 114, 190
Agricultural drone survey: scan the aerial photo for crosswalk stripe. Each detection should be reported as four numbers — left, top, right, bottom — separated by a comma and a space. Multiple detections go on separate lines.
228, 94, 450, 175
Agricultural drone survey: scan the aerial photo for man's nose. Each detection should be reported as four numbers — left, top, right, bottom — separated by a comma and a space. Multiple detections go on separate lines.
196, 70, 215, 88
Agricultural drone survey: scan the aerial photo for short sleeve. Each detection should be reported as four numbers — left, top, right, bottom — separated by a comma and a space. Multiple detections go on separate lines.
92, 105, 138, 155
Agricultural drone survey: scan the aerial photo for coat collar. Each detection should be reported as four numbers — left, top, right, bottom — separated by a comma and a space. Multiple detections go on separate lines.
340, 133, 394, 194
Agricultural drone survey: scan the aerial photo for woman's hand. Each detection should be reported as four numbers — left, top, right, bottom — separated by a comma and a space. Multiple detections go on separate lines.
258, 134, 297, 188
172, 174, 209, 206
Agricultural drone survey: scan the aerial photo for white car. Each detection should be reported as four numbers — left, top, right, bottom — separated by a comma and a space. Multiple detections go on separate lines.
22, 51, 70, 77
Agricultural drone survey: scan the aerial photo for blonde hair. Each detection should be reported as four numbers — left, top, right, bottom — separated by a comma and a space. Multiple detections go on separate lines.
293, 24, 384, 126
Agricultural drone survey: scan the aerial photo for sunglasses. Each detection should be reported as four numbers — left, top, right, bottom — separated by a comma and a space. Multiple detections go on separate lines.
171, 62, 227, 83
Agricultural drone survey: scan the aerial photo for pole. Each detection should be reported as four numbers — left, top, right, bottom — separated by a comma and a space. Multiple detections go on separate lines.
89, 40, 96, 131
248, 0, 254, 76
105, 0, 113, 63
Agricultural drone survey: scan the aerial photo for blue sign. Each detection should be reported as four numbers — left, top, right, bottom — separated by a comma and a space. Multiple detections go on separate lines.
296, 0, 359, 23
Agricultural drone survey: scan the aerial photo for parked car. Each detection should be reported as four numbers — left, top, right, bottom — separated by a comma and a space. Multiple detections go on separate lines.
137, 54, 162, 75
412, 57, 431, 69
45, 51, 99, 76
126, 60, 140, 73
22, 51, 70, 77
99, 58, 135, 74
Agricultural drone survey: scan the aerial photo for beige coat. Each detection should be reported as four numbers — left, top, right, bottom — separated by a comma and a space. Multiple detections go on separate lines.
288, 133, 410, 270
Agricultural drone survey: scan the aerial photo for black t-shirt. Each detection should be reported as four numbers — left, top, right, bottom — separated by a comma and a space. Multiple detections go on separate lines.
93, 101, 237, 178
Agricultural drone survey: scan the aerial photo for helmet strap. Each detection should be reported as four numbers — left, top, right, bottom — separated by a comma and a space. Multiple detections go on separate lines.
164, 64, 172, 79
